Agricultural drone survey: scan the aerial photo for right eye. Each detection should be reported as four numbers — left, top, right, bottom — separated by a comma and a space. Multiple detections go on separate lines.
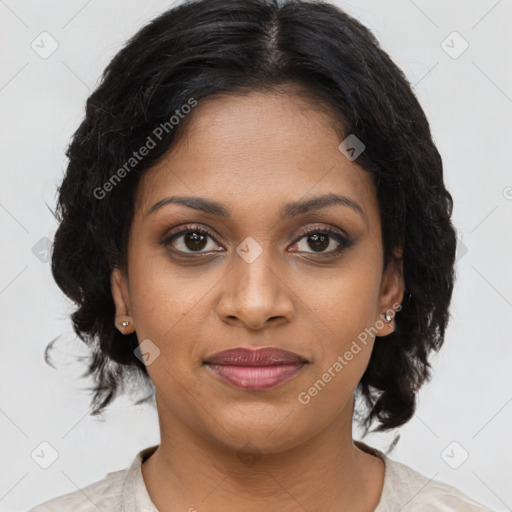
161, 224, 225, 255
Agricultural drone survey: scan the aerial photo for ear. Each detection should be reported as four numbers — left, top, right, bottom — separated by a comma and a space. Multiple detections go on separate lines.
111, 266, 135, 334
375, 248, 404, 337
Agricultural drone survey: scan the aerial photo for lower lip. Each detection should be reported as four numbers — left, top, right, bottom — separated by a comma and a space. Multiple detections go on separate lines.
206, 364, 306, 390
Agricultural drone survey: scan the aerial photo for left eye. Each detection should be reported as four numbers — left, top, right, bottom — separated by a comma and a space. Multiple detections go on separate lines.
291, 228, 350, 255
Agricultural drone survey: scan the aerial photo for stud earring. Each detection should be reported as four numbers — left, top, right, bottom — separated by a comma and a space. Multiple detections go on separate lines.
384, 312, 393, 322
121, 320, 129, 327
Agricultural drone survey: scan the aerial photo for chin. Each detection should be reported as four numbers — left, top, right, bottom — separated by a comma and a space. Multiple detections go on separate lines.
204, 408, 316, 455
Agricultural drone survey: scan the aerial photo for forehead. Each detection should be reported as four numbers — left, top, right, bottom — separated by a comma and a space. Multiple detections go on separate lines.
134, 91, 378, 226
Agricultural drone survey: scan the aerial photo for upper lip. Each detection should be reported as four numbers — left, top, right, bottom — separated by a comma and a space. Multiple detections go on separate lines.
204, 347, 308, 366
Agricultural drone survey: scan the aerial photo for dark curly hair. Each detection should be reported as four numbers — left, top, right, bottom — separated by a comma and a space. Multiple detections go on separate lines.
47, 0, 457, 436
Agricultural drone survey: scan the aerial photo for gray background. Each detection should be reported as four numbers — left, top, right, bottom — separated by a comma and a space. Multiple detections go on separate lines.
1, 0, 511, 510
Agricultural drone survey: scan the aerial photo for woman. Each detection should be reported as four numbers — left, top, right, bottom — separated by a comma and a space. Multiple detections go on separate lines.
30, 0, 494, 510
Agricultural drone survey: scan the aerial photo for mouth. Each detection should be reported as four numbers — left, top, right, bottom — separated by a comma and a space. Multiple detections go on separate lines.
203, 347, 309, 391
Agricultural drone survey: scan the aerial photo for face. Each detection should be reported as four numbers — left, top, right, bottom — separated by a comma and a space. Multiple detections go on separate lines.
111, 89, 403, 453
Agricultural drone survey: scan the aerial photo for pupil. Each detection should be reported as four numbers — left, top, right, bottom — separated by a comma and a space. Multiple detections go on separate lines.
185, 232, 207, 251
308, 234, 328, 252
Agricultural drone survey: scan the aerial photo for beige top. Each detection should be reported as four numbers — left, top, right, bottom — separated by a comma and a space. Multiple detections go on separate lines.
29, 441, 495, 511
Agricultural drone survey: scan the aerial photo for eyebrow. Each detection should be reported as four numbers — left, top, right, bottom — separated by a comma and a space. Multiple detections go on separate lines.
147, 193, 366, 222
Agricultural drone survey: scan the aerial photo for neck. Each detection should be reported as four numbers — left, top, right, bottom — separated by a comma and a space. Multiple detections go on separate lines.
141, 398, 385, 512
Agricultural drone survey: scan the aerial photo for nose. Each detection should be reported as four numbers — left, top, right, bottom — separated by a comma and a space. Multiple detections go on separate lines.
216, 251, 295, 331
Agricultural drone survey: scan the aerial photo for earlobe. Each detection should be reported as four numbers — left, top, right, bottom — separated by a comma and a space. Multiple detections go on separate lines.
110, 267, 135, 334
376, 310, 396, 337
376, 252, 404, 337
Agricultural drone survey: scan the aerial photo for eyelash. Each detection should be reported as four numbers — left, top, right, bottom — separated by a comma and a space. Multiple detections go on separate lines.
161, 223, 353, 258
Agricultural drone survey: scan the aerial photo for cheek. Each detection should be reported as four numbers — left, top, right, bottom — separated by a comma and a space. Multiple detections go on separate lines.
296, 259, 381, 400
127, 250, 203, 337
300, 262, 381, 346
126, 250, 221, 381
296, 305, 376, 422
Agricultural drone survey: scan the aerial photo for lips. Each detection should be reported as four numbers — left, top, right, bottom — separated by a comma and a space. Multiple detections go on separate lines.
204, 347, 308, 366
204, 347, 308, 390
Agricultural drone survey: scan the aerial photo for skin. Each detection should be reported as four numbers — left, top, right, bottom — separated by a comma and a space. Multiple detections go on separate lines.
111, 88, 404, 512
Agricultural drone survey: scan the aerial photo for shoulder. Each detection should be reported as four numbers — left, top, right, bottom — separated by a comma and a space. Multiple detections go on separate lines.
27, 468, 128, 511
379, 456, 495, 511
